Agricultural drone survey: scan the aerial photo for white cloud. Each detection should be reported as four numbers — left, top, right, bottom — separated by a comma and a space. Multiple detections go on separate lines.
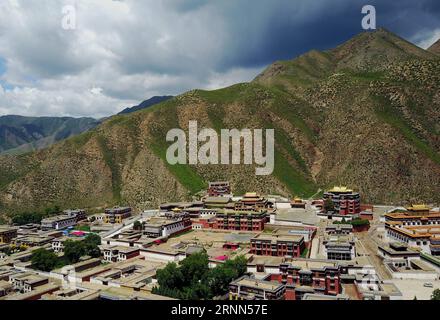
414, 29, 440, 49
0, 0, 263, 118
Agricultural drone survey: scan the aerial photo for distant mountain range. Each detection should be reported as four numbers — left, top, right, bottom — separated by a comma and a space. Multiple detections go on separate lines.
0, 96, 173, 155
118, 96, 174, 115
0, 29, 439, 214
0, 115, 100, 155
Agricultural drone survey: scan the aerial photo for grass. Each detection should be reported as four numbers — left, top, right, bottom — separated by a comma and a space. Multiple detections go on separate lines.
74, 225, 91, 232
96, 135, 122, 202
347, 70, 385, 82
0, 155, 38, 191
68, 129, 96, 148
147, 100, 207, 195
200, 84, 318, 198
374, 96, 440, 165
0, 170, 21, 191
267, 87, 318, 144
260, 119, 317, 197
273, 149, 317, 197
197, 83, 249, 105
149, 143, 206, 195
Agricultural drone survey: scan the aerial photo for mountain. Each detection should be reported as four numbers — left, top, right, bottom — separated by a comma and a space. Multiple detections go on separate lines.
118, 96, 174, 115
0, 115, 100, 155
428, 39, 440, 55
0, 28, 439, 215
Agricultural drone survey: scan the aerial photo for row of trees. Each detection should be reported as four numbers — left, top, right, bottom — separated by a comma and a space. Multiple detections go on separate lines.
11, 205, 61, 225
31, 234, 101, 272
152, 251, 247, 300
31, 248, 60, 272
335, 217, 370, 227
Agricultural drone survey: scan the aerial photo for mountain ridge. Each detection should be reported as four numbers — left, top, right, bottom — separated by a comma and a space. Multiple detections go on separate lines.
118, 96, 174, 115
0, 115, 100, 155
428, 38, 440, 54
0, 28, 439, 215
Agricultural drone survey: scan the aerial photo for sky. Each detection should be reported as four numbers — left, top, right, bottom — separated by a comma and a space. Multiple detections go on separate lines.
0, 0, 439, 118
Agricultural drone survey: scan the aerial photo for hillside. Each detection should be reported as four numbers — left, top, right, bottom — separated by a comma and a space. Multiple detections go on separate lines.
428, 39, 440, 55
0, 29, 439, 215
118, 96, 174, 115
0, 116, 99, 155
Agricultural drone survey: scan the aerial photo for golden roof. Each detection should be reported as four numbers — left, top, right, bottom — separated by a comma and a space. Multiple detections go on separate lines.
406, 204, 431, 211
244, 192, 258, 197
328, 186, 353, 193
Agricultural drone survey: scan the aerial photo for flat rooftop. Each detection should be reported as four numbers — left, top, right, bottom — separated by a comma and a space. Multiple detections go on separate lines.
275, 208, 320, 226
0, 226, 18, 233
41, 215, 74, 223
144, 217, 179, 227
252, 233, 304, 243
233, 277, 283, 291
103, 246, 140, 254
248, 255, 339, 270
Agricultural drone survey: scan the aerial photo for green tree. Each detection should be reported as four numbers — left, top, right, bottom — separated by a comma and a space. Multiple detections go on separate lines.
133, 221, 143, 231
180, 251, 210, 285
84, 233, 101, 247
45, 205, 61, 216
83, 240, 101, 258
153, 253, 247, 300
31, 248, 58, 272
64, 234, 102, 264
431, 289, 440, 300
155, 262, 184, 298
324, 198, 335, 212
209, 263, 237, 296
209, 255, 247, 297
227, 255, 247, 275
64, 240, 85, 264
12, 212, 43, 225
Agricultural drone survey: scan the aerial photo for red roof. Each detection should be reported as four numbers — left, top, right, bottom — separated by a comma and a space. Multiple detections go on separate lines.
215, 255, 228, 261
71, 231, 86, 237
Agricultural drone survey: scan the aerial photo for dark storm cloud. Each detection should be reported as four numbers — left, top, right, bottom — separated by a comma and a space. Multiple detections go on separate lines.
212, 0, 440, 71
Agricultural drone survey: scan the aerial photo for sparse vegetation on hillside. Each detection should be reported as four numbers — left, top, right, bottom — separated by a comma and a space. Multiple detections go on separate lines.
0, 29, 439, 213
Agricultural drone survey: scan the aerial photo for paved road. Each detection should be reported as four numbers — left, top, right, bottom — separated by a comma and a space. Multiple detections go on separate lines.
357, 217, 391, 280
310, 209, 327, 259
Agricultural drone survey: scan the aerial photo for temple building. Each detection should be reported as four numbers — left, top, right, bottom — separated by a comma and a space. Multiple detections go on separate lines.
384, 204, 440, 255
265, 260, 343, 300
104, 207, 132, 224
229, 276, 286, 300
207, 181, 232, 197
250, 233, 305, 258
235, 193, 268, 212
291, 197, 306, 209
323, 187, 361, 215
143, 211, 192, 238
213, 211, 267, 231
0, 226, 18, 244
